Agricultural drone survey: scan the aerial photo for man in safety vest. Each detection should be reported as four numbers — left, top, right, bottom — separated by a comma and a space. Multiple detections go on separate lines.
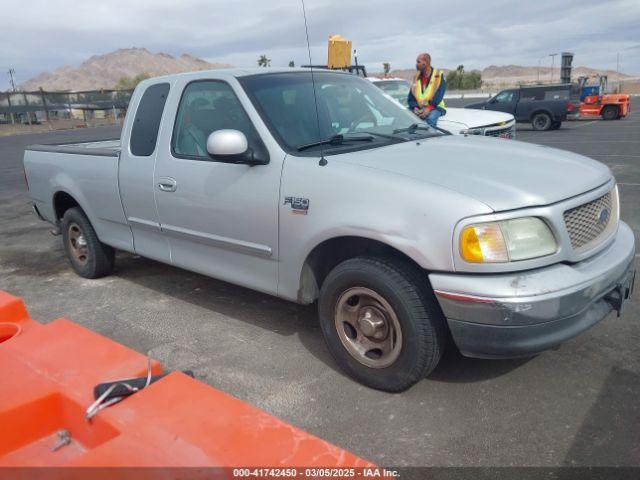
407, 53, 446, 127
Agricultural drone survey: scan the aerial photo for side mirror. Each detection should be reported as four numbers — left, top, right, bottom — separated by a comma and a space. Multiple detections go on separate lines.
206, 129, 269, 166
206, 129, 248, 156
207, 129, 269, 166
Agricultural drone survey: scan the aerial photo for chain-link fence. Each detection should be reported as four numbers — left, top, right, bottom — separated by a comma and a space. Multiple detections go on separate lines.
0, 89, 133, 134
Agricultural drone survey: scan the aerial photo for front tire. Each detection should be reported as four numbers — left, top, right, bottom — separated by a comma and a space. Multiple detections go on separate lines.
532, 112, 552, 131
61, 207, 115, 278
318, 257, 446, 392
601, 105, 619, 120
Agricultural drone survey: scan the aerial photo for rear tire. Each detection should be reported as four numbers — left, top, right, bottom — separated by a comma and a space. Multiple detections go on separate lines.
318, 257, 446, 392
532, 112, 552, 131
601, 105, 619, 120
550, 121, 562, 130
61, 207, 115, 279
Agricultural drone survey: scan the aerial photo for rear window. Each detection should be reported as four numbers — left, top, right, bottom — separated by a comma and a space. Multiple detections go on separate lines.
130, 83, 170, 156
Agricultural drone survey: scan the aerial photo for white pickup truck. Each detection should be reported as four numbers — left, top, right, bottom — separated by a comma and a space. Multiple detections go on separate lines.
24, 68, 635, 392
369, 77, 516, 138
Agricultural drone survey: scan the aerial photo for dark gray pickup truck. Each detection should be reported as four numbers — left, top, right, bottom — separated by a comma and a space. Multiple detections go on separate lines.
466, 87, 573, 131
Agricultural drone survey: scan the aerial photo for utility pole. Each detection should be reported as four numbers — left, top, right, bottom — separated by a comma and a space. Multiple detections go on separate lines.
7, 68, 17, 91
536, 55, 546, 83
616, 52, 620, 93
6, 68, 18, 125
39, 87, 52, 128
549, 54, 558, 83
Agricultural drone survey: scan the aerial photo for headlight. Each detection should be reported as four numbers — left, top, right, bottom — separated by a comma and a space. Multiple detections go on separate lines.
460, 217, 557, 263
461, 128, 484, 136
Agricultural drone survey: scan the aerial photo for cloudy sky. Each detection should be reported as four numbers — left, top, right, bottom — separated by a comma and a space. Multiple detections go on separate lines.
1, 0, 639, 90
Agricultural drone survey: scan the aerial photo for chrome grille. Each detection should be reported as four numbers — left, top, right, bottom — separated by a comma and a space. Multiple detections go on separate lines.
484, 126, 514, 139
564, 192, 612, 249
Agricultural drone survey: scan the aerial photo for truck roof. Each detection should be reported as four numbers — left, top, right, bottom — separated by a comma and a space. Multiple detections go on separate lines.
144, 67, 351, 83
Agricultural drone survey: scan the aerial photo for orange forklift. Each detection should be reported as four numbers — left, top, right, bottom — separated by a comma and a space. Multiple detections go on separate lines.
577, 75, 630, 120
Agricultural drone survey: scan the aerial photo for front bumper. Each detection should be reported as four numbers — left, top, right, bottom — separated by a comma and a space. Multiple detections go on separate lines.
430, 221, 636, 358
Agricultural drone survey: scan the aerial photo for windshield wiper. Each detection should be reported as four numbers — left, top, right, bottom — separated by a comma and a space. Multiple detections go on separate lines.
355, 131, 402, 141
297, 134, 374, 152
392, 123, 433, 134
393, 123, 449, 137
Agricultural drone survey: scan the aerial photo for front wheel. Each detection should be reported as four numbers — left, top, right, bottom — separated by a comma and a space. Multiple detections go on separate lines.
601, 105, 619, 120
318, 257, 446, 392
532, 112, 552, 131
61, 207, 115, 278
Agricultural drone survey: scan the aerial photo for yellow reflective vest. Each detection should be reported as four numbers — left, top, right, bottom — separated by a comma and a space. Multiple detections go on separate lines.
412, 69, 446, 110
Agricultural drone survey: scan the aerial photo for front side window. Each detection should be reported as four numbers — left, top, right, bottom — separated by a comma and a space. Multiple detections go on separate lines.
494, 91, 515, 103
172, 80, 258, 159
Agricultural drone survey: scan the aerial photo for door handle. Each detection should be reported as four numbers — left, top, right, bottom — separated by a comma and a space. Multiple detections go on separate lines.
158, 177, 177, 192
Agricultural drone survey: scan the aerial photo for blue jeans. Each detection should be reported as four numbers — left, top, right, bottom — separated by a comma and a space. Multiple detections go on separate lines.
425, 108, 443, 127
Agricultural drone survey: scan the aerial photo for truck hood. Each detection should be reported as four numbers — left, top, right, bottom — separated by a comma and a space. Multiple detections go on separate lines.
336, 135, 612, 211
443, 107, 513, 128
465, 101, 488, 110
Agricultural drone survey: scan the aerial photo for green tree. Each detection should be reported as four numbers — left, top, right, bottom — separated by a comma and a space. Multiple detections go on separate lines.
288, 60, 295, 67
115, 72, 151, 90
383, 62, 391, 74
445, 66, 482, 90
257, 55, 271, 67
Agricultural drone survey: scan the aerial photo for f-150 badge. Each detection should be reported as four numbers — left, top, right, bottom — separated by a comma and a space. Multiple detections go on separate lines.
284, 196, 309, 215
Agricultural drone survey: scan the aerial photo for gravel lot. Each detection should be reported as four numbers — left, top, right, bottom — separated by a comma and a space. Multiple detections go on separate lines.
0, 102, 638, 467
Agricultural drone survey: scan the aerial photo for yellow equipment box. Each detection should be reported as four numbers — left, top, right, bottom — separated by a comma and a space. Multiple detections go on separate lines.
328, 35, 352, 69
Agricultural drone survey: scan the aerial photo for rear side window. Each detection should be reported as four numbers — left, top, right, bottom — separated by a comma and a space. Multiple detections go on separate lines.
130, 83, 170, 156
520, 89, 543, 101
543, 90, 570, 100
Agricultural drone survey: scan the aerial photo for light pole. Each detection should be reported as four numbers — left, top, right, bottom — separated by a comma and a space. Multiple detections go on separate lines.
7, 68, 17, 91
549, 53, 558, 83
536, 55, 546, 83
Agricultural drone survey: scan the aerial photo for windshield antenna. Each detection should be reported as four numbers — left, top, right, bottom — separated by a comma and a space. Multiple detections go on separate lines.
300, 0, 327, 166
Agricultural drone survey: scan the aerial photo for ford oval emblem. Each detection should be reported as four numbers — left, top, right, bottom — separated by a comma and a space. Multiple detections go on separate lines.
598, 208, 610, 225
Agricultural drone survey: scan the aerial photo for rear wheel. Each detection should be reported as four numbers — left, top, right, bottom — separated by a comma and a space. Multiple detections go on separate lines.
550, 121, 561, 130
601, 105, 619, 120
532, 112, 552, 131
318, 257, 446, 392
61, 207, 115, 278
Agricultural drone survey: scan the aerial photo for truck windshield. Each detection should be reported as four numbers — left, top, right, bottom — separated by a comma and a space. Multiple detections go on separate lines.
240, 72, 440, 154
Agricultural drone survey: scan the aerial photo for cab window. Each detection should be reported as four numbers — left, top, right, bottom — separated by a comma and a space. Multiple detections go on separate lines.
130, 83, 170, 156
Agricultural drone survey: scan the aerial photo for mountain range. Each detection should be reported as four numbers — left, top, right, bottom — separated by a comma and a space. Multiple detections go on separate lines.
20, 48, 232, 91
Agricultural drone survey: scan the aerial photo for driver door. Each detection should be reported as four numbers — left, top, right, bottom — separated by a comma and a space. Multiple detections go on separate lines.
153, 77, 283, 295
487, 90, 517, 114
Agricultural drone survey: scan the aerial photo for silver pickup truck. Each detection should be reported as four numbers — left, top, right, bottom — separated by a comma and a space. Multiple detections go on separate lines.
24, 68, 636, 392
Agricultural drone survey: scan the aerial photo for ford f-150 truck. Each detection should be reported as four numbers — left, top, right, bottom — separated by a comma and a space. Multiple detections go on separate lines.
24, 69, 636, 392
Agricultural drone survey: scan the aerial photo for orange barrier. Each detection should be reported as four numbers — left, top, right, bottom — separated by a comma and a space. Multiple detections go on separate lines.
0, 290, 373, 470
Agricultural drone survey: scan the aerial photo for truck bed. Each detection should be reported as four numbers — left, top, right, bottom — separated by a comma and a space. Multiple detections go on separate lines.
26, 139, 121, 157
23, 137, 133, 252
